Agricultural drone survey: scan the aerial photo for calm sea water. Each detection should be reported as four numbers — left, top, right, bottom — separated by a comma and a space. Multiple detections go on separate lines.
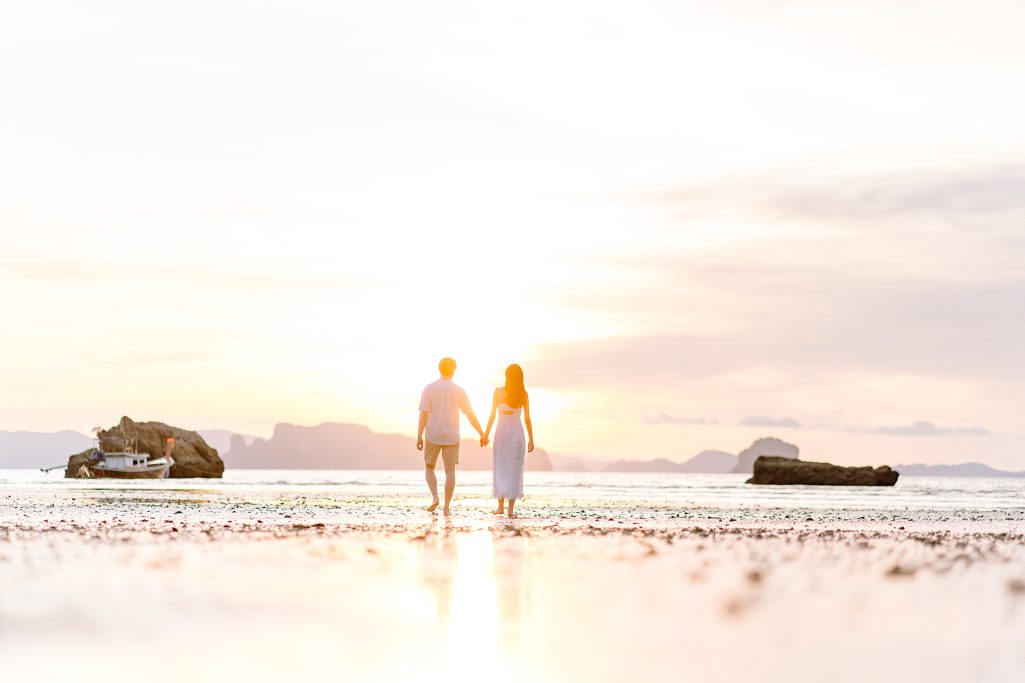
2, 468, 1023, 513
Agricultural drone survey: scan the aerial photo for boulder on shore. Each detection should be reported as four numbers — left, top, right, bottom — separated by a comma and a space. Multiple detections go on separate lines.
747, 456, 898, 486
65, 416, 224, 478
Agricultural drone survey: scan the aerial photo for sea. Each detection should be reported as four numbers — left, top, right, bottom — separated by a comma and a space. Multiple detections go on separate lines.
2, 469, 1023, 526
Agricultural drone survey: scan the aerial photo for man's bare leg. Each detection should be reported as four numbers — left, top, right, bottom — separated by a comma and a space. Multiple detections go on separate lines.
443, 459, 456, 515
425, 464, 440, 512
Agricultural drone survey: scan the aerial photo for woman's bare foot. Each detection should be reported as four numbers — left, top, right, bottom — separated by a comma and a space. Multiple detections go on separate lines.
427, 501, 439, 513
490, 507, 505, 515
507, 511, 517, 518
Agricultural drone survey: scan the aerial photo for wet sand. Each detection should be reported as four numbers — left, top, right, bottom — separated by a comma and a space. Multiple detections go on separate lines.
3, 487, 1025, 682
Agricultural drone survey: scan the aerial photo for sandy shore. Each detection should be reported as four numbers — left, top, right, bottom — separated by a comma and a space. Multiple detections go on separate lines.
3, 487, 1025, 682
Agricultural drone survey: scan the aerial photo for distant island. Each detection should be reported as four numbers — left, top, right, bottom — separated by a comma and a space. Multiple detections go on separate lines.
893, 462, 1025, 478
602, 450, 736, 473
219, 422, 554, 472
731, 437, 799, 473
601, 438, 799, 474
3, 425, 1024, 477
0, 430, 93, 469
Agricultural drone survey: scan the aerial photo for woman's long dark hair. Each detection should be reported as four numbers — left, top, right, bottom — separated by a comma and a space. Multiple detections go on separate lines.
503, 364, 527, 409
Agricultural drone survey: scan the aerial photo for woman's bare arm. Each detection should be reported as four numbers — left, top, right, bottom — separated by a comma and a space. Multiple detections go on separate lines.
524, 392, 534, 452
483, 388, 499, 444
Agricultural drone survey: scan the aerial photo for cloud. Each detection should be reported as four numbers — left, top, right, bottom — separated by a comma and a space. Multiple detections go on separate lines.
547, 168, 1025, 399
534, 271, 1025, 387
949, 426, 992, 436
649, 163, 1025, 236
772, 163, 1025, 229
739, 415, 802, 428
871, 421, 990, 436
873, 421, 943, 436
0, 260, 374, 292
643, 414, 711, 426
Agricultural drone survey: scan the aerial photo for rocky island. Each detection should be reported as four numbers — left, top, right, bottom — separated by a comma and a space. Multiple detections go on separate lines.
747, 456, 899, 486
65, 417, 224, 478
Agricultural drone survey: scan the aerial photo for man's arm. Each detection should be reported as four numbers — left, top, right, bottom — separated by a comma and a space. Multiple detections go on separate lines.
466, 411, 486, 443
417, 411, 428, 450
459, 389, 486, 443
417, 387, 431, 450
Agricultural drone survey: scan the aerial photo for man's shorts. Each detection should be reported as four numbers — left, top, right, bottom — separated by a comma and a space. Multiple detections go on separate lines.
424, 440, 459, 468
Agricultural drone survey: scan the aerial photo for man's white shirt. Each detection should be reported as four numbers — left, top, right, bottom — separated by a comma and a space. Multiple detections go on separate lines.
419, 378, 473, 446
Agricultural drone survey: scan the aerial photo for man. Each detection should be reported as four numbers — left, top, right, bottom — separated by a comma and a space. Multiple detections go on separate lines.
417, 357, 486, 514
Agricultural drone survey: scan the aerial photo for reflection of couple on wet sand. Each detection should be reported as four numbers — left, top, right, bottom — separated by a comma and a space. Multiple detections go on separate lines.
416, 525, 530, 656
417, 357, 535, 517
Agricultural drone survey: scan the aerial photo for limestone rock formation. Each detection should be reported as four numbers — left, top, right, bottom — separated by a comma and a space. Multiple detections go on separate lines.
65, 416, 224, 478
731, 437, 799, 474
746, 456, 899, 486
603, 450, 737, 473
222, 422, 553, 471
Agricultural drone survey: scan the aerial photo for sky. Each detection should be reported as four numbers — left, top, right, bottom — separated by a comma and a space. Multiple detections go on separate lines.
2, 1, 1024, 467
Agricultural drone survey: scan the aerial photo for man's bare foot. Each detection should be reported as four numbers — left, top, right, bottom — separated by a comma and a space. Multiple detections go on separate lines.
443, 507, 451, 516
427, 501, 439, 513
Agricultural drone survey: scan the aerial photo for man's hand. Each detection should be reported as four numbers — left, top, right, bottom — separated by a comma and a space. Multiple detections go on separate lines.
416, 437, 424, 451
528, 440, 534, 453
480, 435, 489, 447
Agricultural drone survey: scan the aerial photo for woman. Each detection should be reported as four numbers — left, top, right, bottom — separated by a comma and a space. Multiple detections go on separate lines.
483, 364, 535, 518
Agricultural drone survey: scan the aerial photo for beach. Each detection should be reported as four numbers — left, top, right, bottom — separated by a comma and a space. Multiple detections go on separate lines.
2, 470, 1025, 682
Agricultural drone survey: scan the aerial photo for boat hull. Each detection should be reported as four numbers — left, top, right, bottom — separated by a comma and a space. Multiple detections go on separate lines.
88, 466, 170, 479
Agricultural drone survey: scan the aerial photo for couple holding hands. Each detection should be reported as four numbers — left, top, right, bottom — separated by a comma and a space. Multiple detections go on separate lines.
416, 358, 534, 518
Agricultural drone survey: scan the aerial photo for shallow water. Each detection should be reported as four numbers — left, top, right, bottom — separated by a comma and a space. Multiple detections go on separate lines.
6, 469, 1025, 529
10, 467, 1025, 506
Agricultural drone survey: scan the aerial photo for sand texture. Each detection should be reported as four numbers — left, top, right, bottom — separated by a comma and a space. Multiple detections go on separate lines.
2, 477, 1025, 682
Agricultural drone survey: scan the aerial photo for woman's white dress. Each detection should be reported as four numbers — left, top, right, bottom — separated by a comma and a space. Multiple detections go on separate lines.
492, 399, 526, 499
